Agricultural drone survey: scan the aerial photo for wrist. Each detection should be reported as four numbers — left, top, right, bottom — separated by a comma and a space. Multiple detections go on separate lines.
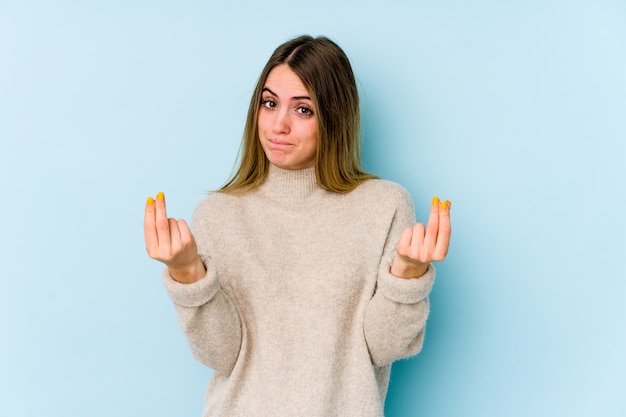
390, 257, 429, 279
168, 256, 206, 284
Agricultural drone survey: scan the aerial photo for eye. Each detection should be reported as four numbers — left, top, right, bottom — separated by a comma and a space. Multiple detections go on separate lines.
261, 99, 276, 109
296, 106, 314, 116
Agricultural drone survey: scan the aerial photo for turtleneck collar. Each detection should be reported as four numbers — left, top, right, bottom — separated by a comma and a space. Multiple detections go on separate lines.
258, 164, 319, 200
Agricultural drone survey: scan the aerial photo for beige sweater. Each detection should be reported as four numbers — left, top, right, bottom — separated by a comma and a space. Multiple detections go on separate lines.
163, 165, 435, 417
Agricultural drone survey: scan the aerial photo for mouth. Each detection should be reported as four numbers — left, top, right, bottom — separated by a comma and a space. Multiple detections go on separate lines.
268, 138, 292, 146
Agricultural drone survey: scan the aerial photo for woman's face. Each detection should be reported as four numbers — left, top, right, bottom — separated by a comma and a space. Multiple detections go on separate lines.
258, 64, 318, 170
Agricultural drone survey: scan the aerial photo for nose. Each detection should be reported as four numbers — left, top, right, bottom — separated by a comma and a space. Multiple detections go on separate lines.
272, 108, 290, 135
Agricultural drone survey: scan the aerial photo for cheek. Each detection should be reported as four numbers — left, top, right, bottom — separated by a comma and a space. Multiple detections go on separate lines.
257, 112, 269, 132
303, 122, 318, 146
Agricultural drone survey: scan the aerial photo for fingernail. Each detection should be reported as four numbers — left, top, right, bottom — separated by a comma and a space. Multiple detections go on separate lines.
432, 196, 440, 205
146, 197, 154, 206
446, 200, 452, 209
157, 192, 164, 201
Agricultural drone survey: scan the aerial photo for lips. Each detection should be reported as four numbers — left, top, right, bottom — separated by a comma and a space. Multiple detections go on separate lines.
268, 138, 292, 146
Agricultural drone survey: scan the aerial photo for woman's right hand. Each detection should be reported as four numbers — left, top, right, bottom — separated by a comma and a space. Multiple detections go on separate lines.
144, 192, 206, 284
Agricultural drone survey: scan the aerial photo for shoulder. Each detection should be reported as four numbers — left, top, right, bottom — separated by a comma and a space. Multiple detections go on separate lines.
191, 191, 241, 223
194, 191, 233, 210
351, 178, 413, 207
342, 179, 415, 221
345, 178, 416, 228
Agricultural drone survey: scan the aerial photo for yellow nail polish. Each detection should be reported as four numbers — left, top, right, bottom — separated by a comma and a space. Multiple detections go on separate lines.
146, 197, 154, 205
157, 191, 164, 201
432, 196, 440, 206
440, 201, 447, 210
446, 200, 452, 209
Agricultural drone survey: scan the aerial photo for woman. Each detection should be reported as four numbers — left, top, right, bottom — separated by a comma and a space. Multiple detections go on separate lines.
144, 35, 451, 416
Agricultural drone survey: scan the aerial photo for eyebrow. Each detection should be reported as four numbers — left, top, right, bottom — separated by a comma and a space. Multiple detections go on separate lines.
262, 87, 311, 101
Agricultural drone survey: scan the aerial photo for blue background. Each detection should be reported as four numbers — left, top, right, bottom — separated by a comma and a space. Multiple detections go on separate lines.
1, 1, 625, 416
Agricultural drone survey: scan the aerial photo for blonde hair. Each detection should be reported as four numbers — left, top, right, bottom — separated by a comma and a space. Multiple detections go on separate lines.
220, 35, 377, 194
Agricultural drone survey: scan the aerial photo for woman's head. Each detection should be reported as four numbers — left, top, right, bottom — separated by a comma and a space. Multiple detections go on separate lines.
257, 63, 318, 171
221, 35, 376, 193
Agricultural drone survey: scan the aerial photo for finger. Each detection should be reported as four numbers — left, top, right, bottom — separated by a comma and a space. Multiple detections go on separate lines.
168, 218, 181, 251
396, 227, 413, 256
409, 222, 426, 257
434, 200, 452, 260
177, 219, 194, 246
154, 191, 171, 248
144, 196, 157, 254
422, 196, 441, 253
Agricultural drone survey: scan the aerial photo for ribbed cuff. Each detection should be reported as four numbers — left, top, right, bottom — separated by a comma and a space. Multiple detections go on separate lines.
377, 257, 435, 304
162, 257, 219, 307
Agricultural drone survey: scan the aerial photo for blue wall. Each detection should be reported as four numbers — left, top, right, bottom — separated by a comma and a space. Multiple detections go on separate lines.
1, 1, 624, 416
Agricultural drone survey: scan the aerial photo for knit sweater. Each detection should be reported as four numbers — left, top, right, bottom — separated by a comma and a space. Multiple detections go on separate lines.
163, 165, 435, 417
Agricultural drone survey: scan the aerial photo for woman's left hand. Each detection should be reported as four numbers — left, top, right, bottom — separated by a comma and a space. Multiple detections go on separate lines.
391, 196, 452, 279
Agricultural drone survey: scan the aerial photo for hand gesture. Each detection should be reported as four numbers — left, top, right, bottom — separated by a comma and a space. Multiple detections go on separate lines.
144, 192, 205, 283
391, 196, 452, 279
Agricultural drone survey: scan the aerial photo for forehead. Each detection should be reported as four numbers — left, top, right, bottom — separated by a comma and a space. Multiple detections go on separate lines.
264, 64, 310, 96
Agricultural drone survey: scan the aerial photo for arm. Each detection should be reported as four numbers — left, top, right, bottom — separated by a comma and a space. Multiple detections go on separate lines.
144, 192, 242, 375
364, 192, 451, 367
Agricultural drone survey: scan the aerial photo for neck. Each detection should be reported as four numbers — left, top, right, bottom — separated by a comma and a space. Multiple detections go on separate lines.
259, 164, 319, 200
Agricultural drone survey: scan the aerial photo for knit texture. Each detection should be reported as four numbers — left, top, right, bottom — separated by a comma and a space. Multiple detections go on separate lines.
164, 165, 435, 417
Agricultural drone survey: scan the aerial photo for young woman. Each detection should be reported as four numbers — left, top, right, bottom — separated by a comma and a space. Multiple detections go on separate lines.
144, 35, 451, 416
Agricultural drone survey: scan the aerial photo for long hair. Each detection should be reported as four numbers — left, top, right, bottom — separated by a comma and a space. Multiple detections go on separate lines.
220, 35, 377, 194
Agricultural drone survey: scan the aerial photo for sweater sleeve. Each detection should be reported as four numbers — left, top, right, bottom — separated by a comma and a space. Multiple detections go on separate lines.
364, 186, 436, 367
163, 201, 242, 376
